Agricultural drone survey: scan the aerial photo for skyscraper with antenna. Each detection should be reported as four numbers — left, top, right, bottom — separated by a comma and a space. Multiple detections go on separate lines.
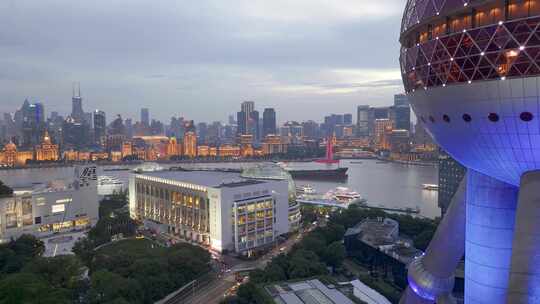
71, 82, 84, 122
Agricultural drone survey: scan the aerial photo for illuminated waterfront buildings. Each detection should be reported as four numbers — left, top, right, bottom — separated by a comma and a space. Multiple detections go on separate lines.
183, 131, 197, 158
35, 131, 59, 161
373, 118, 393, 150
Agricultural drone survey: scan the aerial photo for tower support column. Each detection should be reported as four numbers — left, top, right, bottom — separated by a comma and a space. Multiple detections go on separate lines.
465, 170, 518, 304
507, 170, 540, 303
401, 176, 467, 304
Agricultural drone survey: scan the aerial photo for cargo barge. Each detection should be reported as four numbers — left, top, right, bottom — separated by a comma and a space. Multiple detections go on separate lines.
286, 167, 348, 180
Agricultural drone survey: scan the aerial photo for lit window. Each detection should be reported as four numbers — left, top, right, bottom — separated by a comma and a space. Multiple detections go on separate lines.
36, 197, 46, 206
52, 204, 65, 213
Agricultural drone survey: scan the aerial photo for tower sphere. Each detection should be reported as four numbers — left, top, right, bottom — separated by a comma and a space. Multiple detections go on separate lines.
400, 0, 540, 186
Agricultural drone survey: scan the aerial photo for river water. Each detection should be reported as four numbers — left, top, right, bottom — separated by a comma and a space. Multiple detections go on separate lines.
0, 159, 440, 218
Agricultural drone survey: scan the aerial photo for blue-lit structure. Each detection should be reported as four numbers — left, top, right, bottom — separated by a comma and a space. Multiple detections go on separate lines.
399, 0, 540, 302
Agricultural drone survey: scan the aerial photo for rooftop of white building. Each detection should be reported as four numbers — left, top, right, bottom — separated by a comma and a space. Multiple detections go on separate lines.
136, 170, 267, 189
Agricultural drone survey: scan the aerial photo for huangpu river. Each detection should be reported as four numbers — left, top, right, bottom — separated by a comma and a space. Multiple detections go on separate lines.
0, 159, 440, 218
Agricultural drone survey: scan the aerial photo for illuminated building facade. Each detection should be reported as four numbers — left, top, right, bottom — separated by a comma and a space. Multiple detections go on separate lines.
373, 119, 393, 150
0, 166, 98, 242
400, 0, 540, 302
121, 141, 133, 158
219, 144, 241, 157
166, 137, 181, 158
389, 129, 410, 153
129, 170, 289, 253
183, 131, 197, 158
262, 134, 287, 155
197, 145, 210, 157
0, 142, 33, 167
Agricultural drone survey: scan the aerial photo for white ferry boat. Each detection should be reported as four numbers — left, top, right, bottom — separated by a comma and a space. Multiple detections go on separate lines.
324, 187, 365, 204
296, 184, 316, 195
422, 183, 439, 191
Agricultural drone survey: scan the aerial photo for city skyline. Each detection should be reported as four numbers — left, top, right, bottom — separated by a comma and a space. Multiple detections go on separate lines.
0, 0, 405, 123
2, 90, 413, 126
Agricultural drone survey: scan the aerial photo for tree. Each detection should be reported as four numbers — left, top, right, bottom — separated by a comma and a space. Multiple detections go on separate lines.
287, 250, 327, 279
0, 273, 71, 304
323, 241, 346, 269
413, 230, 435, 251
0, 180, 13, 197
9, 235, 45, 258
296, 235, 326, 256
236, 282, 267, 304
73, 237, 96, 266
89, 270, 136, 304
22, 255, 84, 290
320, 223, 345, 244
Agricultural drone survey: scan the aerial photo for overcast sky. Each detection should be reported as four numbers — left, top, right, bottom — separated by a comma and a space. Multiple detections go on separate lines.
0, 0, 405, 124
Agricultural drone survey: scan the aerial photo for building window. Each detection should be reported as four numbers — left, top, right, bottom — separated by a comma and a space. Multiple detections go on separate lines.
35, 216, 42, 224
520, 112, 533, 121
36, 197, 46, 206
52, 204, 65, 214
488, 113, 500, 122
443, 115, 451, 123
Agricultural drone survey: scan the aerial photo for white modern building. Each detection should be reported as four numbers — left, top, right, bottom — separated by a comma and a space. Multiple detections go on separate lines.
0, 166, 99, 243
129, 170, 290, 254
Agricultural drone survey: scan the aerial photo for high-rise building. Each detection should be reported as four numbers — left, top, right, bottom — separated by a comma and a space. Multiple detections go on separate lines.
71, 83, 84, 122
197, 122, 208, 144
93, 110, 106, 146
228, 115, 236, 125
393, 93, 409, 107
262, 108, 276, 137
438, 150, 466, 216
393, 105, 411, 131
356, 105, 370, 137
62, 117, 88, 149
344, 113, 353, 125
241, 101, 254, 115
302, 120, 319, 139
399, 0, 540, 302
20, 101, 46, 148
206, 122, 222, 145
250, 110, 260, 141
237, 101, 259, 140
140, 108, 149, 126
373, 119, 393, 150
393, 94, 411, 131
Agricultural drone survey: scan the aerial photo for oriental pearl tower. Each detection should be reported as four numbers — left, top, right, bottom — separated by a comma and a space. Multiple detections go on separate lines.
399, 0, 540, 303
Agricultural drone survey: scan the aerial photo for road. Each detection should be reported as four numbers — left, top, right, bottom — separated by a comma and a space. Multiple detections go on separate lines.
179, 225, 314, 304
185, 273, 237, 304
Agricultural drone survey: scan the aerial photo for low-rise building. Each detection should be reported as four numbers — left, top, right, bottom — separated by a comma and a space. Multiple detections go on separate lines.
0, 166, 99, 242
265, 279, 355, 304
129, 170, 290, 254
344, 218, 422, 288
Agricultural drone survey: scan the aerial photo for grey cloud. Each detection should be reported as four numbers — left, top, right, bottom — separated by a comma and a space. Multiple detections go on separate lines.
0, 0, 406, 123
318, 79, 403, 89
